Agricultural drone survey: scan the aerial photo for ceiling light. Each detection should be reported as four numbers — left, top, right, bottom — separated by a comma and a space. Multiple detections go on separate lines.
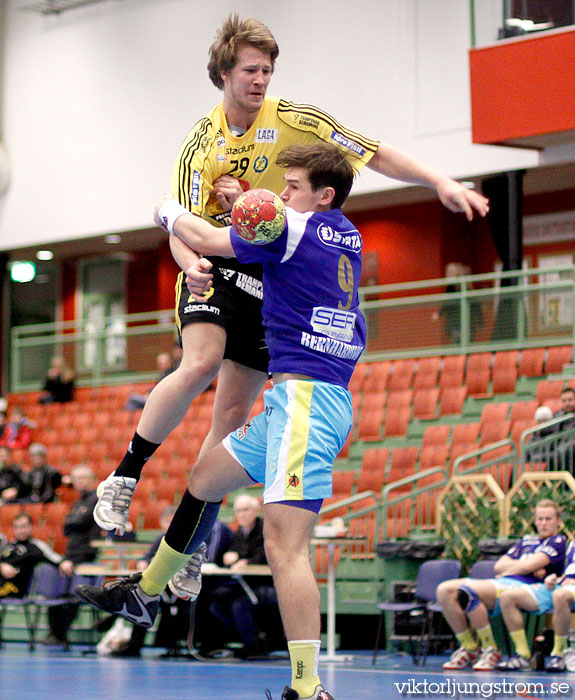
36, 250, 54, 261
105, 234, 121, 244
10, 261, 36, 283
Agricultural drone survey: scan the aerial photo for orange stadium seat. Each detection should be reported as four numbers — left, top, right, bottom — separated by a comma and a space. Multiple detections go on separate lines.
545, 346, 573, 374
439, 355, 466, 389
364, 361, 391, 393
439, 386, 467, 416
348, 363, 369, 393
536, 380, 564, 404
479, 420, 511, 447
419, 444, 449, 472
492, 367, 517, 394
383, 407, 410, 437
412, 388, 439, 420
413, 357, 440, 389
387, 359, 416, 391
480, 403, 510, 429
510, 400, 538, 424
518, 348, 545, 377
422, 424, 451, 447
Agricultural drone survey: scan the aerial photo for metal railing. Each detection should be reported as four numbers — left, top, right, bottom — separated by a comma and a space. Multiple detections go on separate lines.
519, 414, 575, 473
9, 264, 575, 392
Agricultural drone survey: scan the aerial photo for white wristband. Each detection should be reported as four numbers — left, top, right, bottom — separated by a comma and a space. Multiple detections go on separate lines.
158, 200, 190, 234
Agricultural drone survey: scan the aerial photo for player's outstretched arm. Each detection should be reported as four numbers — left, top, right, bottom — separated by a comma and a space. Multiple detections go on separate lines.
154, 193, 234, 257
367, 143, 490, 221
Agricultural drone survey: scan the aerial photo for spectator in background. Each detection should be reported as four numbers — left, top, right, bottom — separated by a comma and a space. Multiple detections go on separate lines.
0, 446, 26, 506
19, 443, 62, 504
433, 262, 484, 344
41, 465, 101, 646
0, 512, 63, 598
202, 494, 278, 659
552, 388, 575, 473
125, 352, 175, 411
39, 355, 75, 404
0, 407, 34, 450
525, 405, 555, 465
0, 412, 8, 444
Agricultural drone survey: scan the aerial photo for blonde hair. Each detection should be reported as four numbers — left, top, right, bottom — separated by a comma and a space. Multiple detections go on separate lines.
535, 499, 561, 517
207, 14, 279, 90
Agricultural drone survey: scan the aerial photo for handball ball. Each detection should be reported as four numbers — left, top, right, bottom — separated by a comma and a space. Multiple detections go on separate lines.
231, 188, 286, 245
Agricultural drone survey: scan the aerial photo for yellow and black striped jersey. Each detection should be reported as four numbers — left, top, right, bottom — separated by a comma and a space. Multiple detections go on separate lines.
171, 96, 379, 227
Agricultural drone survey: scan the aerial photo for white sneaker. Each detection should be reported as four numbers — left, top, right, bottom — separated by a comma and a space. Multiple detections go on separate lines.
472, 646, 502, 671
442, 646, 481, 670
496, 653, 531, 671
93, 473, 137, 535
564, 648, 575, 672
168, 542, 207, 601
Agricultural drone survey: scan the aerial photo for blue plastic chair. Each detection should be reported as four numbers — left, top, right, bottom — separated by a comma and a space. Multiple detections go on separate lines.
372, 558, 461, 665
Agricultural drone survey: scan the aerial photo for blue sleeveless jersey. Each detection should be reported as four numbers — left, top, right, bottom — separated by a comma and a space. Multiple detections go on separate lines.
230, 207, 366, 388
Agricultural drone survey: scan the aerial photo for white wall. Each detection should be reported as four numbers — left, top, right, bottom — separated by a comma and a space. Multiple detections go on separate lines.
0, 0, 548, 249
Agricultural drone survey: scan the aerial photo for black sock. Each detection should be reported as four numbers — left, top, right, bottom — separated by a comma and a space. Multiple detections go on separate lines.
114, 432, 160, 480
164, 489, 222, 554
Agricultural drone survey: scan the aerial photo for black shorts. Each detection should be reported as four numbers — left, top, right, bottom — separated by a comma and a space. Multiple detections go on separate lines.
175, 263, 269, 373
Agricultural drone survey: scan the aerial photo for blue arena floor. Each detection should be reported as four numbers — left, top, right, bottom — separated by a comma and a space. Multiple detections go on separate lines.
0, 644, 573, 700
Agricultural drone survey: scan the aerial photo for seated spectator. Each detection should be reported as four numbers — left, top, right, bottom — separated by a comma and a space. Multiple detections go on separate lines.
0, 407, 34, 450
552, 388, 575, 473
0, 411, 8, 444
125, 351, 175, 411
39, 355, 75, 404
543, 540, 575, 672
18, 443, 63, 504
437, 499, 566, 671
0, 446, 27, 506
0, 512, 63, 598
524, 405, 555, 464
41, 465, 101, 647
0, 397, 7, 413
200, 494, 279, 659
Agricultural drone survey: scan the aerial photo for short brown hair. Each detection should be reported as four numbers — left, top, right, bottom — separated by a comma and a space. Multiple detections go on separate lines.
207, 14, 279, 90
276, 143, 356, 209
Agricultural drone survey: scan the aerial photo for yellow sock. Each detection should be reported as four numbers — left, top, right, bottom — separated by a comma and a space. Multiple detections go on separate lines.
456, 628, 478, 651
510, 629, 530, 659
288, 640, 321, 698
140, 537, 191, 596
552, 635, 569, 657
477, 625, 497, 650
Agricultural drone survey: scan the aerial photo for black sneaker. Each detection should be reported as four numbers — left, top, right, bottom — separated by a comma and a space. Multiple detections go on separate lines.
74, 573, 159, 628
265, 686, 334, 700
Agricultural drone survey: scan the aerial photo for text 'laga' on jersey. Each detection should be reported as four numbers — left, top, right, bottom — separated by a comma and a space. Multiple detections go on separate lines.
316, 223, 362, 252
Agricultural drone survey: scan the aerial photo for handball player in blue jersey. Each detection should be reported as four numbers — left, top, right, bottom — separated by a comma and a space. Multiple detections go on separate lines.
437, 499, 566, 672
76, 143, 366, 700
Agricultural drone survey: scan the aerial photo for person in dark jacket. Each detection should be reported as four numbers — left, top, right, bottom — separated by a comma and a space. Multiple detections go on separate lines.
39, 356, 75, 404
0, 446, 26, 506
42, 465, 101, 646
19, 443, 62, 504
108, 508, 233, 657
0, 512, 62, 598
202, 494, 279, 658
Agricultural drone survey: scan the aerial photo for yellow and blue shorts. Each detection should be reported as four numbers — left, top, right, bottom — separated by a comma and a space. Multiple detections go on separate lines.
222, 379, 353, 507
489, 577, 553, 616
